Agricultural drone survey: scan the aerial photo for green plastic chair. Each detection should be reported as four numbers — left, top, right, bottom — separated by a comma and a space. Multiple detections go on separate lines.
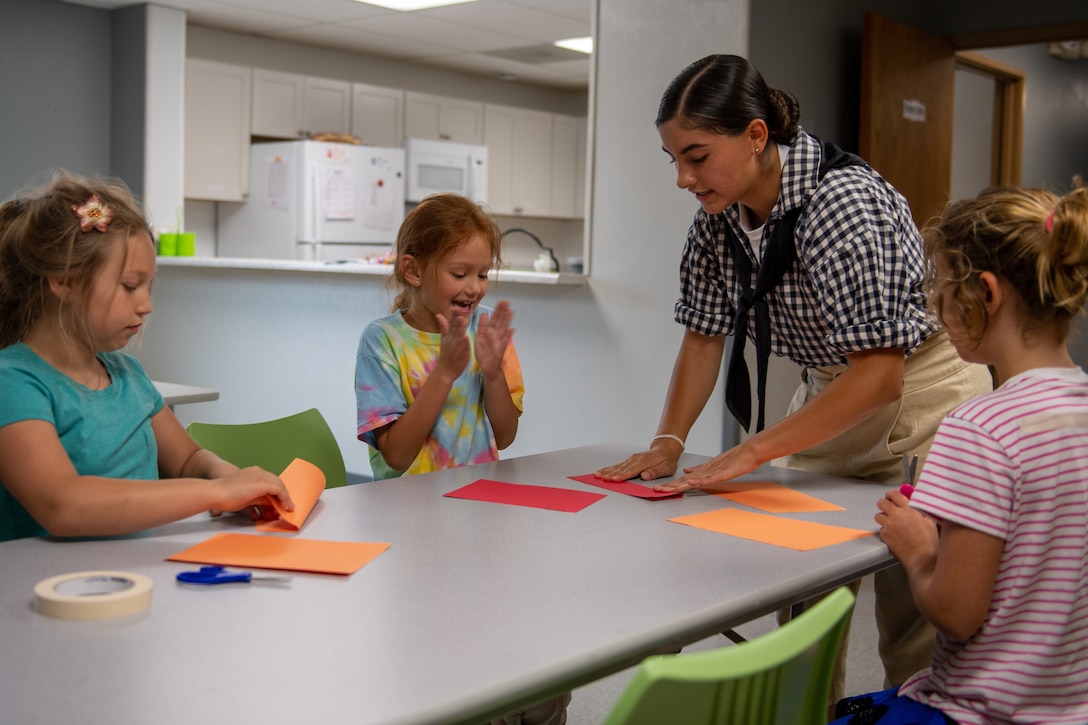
187, 408, 348, 489
603, 587, 856, 725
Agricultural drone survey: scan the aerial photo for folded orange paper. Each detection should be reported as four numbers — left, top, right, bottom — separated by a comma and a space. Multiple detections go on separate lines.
256, 457, 325, 532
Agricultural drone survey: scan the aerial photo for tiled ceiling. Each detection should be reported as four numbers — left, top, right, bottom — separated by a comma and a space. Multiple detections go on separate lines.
62, 0, 592, 91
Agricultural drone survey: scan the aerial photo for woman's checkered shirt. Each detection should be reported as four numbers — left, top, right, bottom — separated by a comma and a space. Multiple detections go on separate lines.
674, 127, 937, 368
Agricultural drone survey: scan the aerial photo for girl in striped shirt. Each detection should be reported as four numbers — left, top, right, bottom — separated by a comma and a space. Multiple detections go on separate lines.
833, 181, 1088, 724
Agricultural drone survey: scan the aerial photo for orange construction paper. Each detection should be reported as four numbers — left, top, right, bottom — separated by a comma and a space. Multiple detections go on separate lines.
256, 458, 326, 532
702, 480, 844, 513
669, 508, 874, 551
168, 532, 389, 575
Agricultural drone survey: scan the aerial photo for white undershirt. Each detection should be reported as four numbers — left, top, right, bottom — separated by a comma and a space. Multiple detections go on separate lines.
737, 142, 791, 261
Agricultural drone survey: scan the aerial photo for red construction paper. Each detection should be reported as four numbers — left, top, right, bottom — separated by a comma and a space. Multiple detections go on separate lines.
444, 479, 605, 512
568, 473, 682, 500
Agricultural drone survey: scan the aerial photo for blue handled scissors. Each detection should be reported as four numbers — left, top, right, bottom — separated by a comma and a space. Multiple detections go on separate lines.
176, 565, 292, 585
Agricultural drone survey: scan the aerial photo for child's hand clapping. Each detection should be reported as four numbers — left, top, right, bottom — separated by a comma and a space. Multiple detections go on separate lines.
435, 312, 473, 380
475, 300, 514, 378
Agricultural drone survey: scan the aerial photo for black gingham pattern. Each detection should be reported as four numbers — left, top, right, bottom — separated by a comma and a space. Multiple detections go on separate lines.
674, 128, 936, 368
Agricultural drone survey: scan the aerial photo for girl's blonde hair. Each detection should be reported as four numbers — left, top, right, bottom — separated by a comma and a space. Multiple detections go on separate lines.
0, 170, 151, 349
389, 193, 502, 313
923, 180, 1088, 344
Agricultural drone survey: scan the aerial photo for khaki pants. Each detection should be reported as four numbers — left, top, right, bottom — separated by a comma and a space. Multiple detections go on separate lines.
774, 331, 992, 702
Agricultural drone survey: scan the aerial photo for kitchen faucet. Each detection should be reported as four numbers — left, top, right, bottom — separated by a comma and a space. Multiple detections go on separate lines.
500, 228, 560, 273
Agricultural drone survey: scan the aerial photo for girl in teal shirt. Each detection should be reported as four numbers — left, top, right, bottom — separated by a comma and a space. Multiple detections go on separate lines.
0, 171, 293, 541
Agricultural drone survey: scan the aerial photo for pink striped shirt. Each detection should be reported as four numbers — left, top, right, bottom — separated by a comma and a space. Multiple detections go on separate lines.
899, 367, 1088, 724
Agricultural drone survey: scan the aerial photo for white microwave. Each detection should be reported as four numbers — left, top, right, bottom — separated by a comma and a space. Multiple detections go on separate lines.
404, 137, 489, 205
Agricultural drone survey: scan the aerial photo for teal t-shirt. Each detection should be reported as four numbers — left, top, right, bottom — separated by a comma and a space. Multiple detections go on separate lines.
0, 343, 165, 541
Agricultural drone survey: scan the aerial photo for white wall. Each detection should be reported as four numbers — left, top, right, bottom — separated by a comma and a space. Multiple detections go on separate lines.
143, 5, 186, 236
141, 0, 750, 477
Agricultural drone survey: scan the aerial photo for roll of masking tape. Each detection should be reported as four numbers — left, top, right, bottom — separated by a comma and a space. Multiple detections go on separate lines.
34, 571, 153, 621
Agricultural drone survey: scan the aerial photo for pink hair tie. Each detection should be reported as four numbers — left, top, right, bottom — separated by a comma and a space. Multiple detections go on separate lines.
1045, 212, 1055, 234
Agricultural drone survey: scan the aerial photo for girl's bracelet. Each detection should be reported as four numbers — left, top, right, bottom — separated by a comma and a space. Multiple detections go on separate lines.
651, 433, 685, 451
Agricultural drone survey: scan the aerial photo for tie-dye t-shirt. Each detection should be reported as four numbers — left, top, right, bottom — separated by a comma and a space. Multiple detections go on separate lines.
355, 306, 524, 480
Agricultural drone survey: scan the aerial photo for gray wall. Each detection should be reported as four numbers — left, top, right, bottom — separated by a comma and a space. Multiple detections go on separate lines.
749, 1, 931, 150
748, 0, 1088, 154
110, 5, 148, 199
975, 45, 1088, 191
0, 0, 113, 195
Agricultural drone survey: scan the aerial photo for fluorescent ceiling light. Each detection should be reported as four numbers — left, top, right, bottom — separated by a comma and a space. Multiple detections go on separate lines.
352, 0, 477, 10
554, 36, 593, 54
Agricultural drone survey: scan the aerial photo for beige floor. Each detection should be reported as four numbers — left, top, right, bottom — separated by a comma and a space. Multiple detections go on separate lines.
566, 575, 885, 723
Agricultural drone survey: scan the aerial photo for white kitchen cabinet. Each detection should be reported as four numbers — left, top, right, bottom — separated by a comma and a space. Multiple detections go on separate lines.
550, 114, 587, 219
351, 83, 404, 148
184, 59, 251, 201
484, 104, 554, 217
404, 91, 484, 144
303, 76, 352, 136
251, 69, 351, 139
251, 69, 302, 138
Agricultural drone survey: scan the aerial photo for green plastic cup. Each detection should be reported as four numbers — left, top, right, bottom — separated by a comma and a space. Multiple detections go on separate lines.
178, 232, 196, 256
158, 233, 178, 256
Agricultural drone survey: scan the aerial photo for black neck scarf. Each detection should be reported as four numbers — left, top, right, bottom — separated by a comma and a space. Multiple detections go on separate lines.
723, 140, 865, 433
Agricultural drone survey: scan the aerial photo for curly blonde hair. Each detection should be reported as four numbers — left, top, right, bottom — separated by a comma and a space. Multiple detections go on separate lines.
922, 180, 1088, 346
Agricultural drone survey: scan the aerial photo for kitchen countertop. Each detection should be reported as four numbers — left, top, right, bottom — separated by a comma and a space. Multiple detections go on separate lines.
155, 256, 587, 286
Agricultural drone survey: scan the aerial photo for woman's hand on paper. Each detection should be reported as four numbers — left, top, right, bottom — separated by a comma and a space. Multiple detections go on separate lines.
653, 442, 760, 493
596, 441, 681, 483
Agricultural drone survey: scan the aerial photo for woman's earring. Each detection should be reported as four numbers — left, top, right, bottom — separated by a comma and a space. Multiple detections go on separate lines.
754, 147, 761, 155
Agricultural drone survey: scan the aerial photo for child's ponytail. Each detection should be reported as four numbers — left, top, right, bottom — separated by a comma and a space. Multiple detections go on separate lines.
1039, 179, 1088, 319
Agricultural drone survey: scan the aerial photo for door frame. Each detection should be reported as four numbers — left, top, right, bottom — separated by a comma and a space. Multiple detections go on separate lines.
954, 51, 1025, 187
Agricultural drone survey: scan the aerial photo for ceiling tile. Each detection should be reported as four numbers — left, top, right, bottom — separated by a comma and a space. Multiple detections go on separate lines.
62, 0, 592, 90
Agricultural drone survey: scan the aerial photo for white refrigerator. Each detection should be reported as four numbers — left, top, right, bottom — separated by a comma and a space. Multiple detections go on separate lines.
217, 141, 405, 261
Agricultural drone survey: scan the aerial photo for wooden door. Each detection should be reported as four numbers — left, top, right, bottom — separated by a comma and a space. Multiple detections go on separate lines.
859, 13, 956, 227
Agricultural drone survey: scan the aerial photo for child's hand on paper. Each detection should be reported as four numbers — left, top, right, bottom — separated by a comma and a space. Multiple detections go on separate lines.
475, 300, 514, 378
209, 466, 294, 520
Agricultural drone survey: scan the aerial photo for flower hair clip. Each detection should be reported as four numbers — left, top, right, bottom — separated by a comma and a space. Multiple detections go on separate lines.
72, 194, 114, 233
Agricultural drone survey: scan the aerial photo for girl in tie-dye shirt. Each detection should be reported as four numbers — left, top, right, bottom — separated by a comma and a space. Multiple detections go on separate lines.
355, 193, 524, 480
